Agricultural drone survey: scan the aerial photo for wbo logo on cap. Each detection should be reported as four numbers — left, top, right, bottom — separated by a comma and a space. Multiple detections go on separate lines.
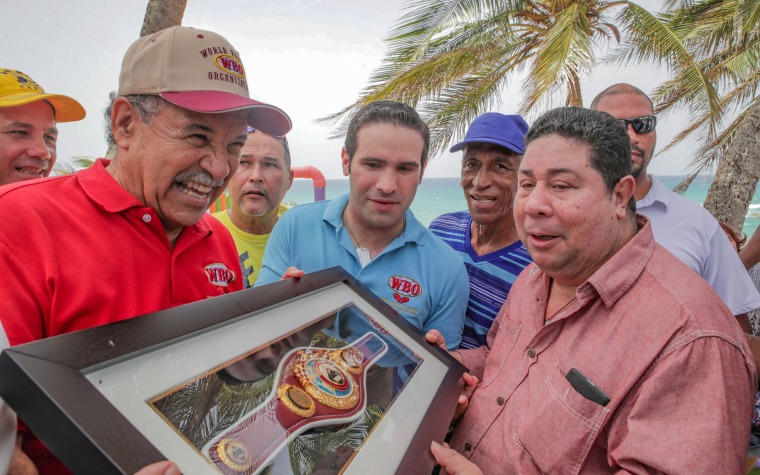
450, 113, 529, 154
215, 55, 245, 79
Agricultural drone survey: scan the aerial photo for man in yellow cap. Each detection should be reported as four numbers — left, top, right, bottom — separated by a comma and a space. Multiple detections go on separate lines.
0, 68, 86, 475
0, 69, 85, 186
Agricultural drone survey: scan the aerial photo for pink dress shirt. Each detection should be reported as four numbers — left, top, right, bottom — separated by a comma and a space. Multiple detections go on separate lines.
452, 217, 756, 474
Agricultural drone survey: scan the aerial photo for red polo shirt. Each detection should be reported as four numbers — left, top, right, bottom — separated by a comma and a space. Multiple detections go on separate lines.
0, 159, 243, 474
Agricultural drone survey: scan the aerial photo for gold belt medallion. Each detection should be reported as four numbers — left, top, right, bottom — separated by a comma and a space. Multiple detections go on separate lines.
293, 351, 359, 410
217, 438, 253, 472
277, 384, 316, 418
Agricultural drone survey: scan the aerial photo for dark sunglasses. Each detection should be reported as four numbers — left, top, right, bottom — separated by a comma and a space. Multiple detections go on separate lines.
247, 126, 289, 155
617, 115, 656, 134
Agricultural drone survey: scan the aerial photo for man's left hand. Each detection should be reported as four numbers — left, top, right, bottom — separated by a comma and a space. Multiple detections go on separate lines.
431, 441, 484, 475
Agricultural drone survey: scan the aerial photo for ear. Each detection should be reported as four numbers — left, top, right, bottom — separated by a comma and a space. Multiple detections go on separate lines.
111, 98, 138, 151
419, 160, 427, 184
286, 169, 294, 191
613, 175, 636, 218
341, 148, 350, 177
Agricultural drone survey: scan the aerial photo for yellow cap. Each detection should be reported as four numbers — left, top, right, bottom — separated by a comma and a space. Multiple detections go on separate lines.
0, 69, 85, 122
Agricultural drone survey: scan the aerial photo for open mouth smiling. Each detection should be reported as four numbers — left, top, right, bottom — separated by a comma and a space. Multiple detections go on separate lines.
15, 164, 48, 177
175, 179, 213, 199
471, 194, 497, 204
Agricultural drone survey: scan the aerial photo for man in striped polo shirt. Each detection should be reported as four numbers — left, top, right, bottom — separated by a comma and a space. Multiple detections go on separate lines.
429, 113, 532, 349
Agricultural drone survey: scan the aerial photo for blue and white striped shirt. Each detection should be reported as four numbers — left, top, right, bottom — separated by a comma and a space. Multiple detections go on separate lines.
429, 211, 532, 349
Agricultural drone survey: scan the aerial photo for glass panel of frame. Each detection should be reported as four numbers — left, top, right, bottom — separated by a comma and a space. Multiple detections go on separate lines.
86, 283, 451, 475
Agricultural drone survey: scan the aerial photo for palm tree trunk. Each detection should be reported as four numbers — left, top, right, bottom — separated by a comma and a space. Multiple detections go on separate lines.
703, 98, 760, 232
567, 71, 582, 107
105, 0, 188, 157
140, 0, 188, 37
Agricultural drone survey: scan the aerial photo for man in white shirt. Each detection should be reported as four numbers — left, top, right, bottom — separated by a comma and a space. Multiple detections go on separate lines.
591, 83, 760, 359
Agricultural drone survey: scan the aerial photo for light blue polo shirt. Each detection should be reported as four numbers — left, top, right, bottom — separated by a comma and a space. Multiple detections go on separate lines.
429, 211, 532, 349
256, 193, 469, 349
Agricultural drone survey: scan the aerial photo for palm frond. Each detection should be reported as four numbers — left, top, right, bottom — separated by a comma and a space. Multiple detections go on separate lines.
673, 173, 697, 194
51, 156, 96, 176
609, 3, 723, 133
421, 71, 514, 155
520, 4, 596, 112
287, 405, 385, 473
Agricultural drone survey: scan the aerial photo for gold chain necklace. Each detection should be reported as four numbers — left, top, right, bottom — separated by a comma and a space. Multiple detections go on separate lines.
544, 296, 577, 325
342, 206, 404, 251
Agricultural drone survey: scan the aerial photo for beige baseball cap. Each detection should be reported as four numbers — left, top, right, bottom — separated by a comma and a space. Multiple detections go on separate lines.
0, 69, 85, 122
118, 26, 291, 136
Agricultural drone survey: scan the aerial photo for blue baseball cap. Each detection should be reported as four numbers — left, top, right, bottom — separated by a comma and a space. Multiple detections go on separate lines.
450, 113, 529, 154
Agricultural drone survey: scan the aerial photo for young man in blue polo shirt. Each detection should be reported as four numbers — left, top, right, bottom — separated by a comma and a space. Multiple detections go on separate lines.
256, 100, 468, 350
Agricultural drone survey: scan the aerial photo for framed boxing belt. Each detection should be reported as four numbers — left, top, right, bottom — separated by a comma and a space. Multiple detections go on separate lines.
0, 266, 466, 474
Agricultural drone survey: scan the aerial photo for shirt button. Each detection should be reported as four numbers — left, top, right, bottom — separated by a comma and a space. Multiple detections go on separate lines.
496, 396, 505, 406
464, 442, 472, 452
527, 348, 536, 358
142, 214, 152, 223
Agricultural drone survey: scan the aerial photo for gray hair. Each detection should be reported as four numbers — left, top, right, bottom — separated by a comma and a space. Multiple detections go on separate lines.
104, 93, 163, 147
525, 107, 636, 213
278, 135, 292, 170
344, 100, 430, 167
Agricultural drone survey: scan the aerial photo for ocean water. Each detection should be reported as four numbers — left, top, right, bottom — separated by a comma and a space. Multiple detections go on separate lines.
283, 175, 760, 236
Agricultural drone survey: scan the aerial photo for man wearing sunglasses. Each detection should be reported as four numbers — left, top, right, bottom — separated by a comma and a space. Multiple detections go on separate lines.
591, 84, 760, 330
213, 127, 294, 288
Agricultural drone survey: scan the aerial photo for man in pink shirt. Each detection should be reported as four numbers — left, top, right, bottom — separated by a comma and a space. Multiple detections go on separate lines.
429, 107, 756, 474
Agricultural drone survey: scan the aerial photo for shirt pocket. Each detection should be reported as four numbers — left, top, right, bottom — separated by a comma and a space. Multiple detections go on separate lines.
480, 322, 521, 387
514, 365, 610, 474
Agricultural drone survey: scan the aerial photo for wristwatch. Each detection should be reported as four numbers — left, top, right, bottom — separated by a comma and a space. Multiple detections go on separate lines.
205, 332, 388, 474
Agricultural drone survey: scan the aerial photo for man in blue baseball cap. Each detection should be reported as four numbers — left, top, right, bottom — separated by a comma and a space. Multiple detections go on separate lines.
429, 112, 532, 348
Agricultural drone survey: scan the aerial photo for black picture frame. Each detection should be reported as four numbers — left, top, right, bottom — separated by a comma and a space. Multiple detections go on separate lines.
0, 267, 466, 474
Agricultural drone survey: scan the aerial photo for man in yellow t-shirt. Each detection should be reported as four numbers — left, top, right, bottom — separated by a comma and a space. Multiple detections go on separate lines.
214, 128, 293, 287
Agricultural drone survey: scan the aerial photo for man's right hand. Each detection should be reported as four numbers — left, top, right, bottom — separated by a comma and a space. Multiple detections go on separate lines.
134, 461, 180, 475
280, 266, 305, 280
431, 441, 484, 475
10, 437, 37, 475
425, 330, 479, 422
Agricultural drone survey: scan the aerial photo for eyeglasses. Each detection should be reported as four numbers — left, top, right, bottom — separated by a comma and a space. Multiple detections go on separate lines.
247, 126, 290, 156
617, 115, 657, 134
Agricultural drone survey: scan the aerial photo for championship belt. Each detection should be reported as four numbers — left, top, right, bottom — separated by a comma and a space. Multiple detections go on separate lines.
205, 332, 388, 474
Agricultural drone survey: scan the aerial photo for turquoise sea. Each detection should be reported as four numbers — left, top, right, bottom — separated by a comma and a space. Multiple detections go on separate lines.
283, 176, 760, 237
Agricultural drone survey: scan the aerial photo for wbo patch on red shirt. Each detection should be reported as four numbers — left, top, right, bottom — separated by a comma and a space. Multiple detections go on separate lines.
204, 263, 236, 287
388, 275, 422, 304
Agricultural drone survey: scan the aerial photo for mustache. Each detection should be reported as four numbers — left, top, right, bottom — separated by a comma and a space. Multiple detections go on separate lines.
631, 144, 644, 155
174, 169, 225, 187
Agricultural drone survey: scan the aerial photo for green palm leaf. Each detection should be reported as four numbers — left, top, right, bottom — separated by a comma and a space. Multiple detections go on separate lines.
51, 156, 96, 176
321, 0, 676, 157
